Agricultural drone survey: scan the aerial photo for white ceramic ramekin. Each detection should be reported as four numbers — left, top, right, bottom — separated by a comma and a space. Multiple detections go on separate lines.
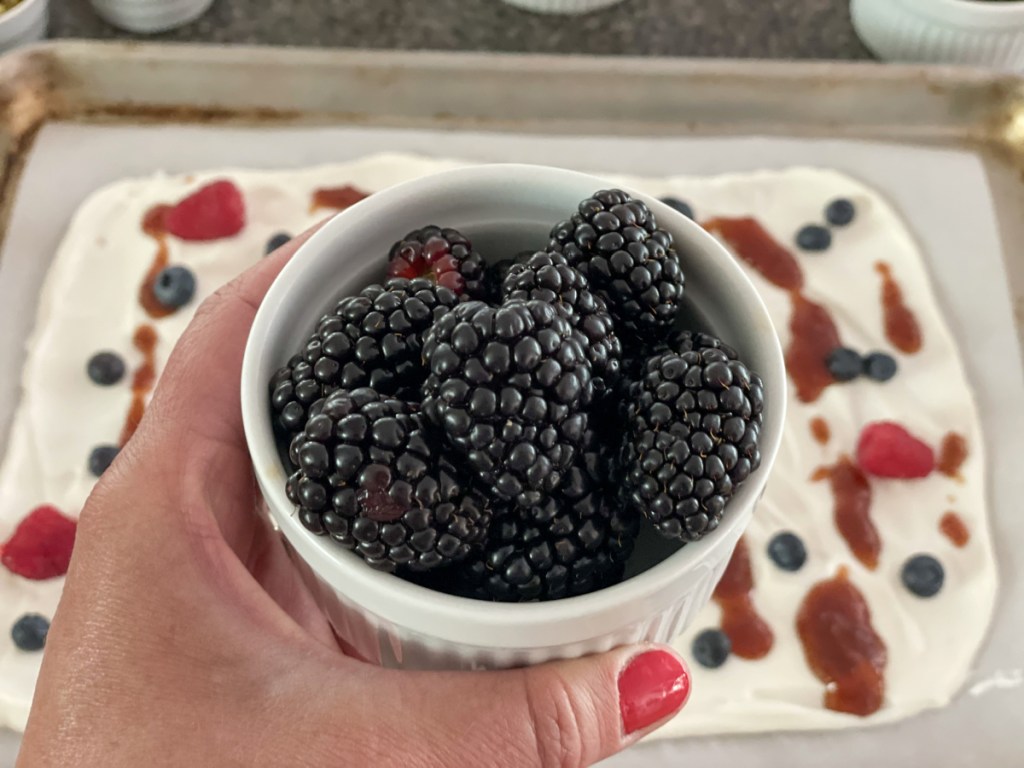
851, 0, 1024, 69
499, 0, 625, 14
90, 0, 213, 34
241, 164, 786, 670
0, 0, 47, 53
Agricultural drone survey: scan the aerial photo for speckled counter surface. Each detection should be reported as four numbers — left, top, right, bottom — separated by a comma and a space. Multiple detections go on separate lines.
50, 0, 872, 59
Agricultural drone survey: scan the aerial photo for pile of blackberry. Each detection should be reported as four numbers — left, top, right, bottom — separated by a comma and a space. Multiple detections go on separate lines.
271, 192, 766, 602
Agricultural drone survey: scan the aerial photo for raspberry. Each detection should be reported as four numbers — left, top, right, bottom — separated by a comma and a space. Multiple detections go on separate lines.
1, 505, 77, 580
856, 422, 935, 479
164, 180, 246, 241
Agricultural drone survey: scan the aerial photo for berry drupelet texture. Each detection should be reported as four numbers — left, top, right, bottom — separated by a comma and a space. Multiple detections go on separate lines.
270, 278, 461, 435
286, 388, 490, 573
421, 299, 594, 509
457, 432, 639, 603
621, 331, 764, 542
502, 250, 622, 396
387, 226, 487, 299
549, 189, 685, 338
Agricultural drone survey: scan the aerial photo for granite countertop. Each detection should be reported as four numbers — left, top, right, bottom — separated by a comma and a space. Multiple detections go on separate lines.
50, 0, 873, 60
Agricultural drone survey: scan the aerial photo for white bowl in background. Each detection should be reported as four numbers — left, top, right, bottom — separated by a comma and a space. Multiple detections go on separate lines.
499, 0, 625, 13
0, 0, 47, 53
241, 164, 786, 670
90, 0, 213, 34
852, 0, 1024, 69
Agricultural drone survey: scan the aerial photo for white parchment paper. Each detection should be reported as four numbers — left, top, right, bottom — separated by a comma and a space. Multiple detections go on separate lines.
0, 124, 1021, 768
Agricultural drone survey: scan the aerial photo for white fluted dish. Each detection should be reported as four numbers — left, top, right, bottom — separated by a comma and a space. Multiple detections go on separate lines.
0, 0, 48, 53
240, 164, 786, 670
499, 0, 625, 14
90, 0, 213, 34
852, 0, 1024, 69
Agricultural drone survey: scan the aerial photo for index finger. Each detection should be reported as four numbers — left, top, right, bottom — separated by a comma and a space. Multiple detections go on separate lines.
139, 220, 327, 453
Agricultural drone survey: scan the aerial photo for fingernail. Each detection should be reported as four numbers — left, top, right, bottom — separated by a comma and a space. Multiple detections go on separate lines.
618, 648, 691, 735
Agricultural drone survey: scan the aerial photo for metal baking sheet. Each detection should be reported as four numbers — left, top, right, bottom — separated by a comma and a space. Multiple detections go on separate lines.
1, 43, 1023, 767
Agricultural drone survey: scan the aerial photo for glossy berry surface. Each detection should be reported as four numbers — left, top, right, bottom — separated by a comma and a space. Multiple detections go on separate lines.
387, 226, 486, 298
767, 531, 807, 572
549, 189, 685, 337
286, 388, 490, 573
153, 266, 197, 309
622, 332, 764, 542
422, 299, 593, 508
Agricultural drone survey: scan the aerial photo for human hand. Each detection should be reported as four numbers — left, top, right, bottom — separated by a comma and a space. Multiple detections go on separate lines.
17, 225, 691, 768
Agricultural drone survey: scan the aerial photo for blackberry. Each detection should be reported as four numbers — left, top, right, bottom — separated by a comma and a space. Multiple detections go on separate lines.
549, 189, 685, 338
269, 278, 460, 435
387, 226, 487, 299
622, 331, 765, 542
483, 257, 517, 303
421, 299, 593, 508
502, 251, 621, 395
286, 388, 490, 573
457, 482, 638, 602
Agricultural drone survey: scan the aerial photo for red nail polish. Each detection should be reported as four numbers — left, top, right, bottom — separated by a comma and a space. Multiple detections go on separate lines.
618, 649, 691, 735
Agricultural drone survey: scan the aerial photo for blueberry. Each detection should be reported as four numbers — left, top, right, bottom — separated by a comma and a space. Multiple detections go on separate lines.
11, 613, 49, 651
692, 628, 731, 669
796, 225, 832, 252
864, 352, 898, 382
86, 351, 126, 386
153, 266, 196, 309
660, 197, 694, 219
88, 444, 120, 477
902, 554, 944, 598
826, 198, 856, 227
767, 531, 807, 572
826, 347, 863, 382
265, 232, 292, 255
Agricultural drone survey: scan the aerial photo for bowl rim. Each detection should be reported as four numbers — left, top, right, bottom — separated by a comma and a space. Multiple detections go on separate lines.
0, 0, 47, 26
893, 0, 1024, 25
241, 163, 786, 647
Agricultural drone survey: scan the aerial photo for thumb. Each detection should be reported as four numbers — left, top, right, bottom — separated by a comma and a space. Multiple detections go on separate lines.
367, 644, 690, 768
